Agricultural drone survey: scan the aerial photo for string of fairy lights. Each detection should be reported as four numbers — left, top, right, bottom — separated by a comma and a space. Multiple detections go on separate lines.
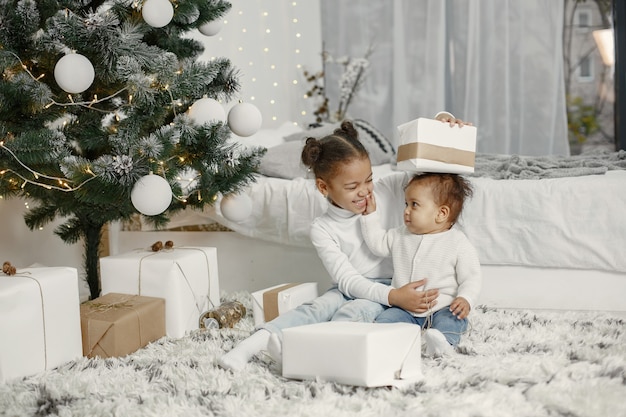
196, 1, 320, 128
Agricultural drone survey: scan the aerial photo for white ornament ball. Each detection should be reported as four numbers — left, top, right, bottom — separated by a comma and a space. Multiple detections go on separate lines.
199, 19, 223, 36
188, 97, 226, 125
220, 192, 252, 223
131, 174, 172, 216
228, 102, 263, 137
54, 54, 95, 94
142, 0, 174, 28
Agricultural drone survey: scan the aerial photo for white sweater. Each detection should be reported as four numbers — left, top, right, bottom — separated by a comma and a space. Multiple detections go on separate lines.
309, 171, 411, 306
360, 211, 482, 316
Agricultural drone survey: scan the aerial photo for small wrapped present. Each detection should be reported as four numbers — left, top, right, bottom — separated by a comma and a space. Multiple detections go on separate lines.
100, 246, 220, 338
396, 117, 477, 174
80, 293, 165, 358
282, 322, 422, 387
0, 266, 82, 382
251, 282, 319, 326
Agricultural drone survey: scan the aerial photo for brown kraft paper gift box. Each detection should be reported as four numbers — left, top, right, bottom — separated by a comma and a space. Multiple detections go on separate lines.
80, 293, 165, 358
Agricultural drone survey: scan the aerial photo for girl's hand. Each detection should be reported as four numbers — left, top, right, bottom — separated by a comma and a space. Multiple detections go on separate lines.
449, 296, 471, 319
388, 279, 439, 313
363, 193, 376, 215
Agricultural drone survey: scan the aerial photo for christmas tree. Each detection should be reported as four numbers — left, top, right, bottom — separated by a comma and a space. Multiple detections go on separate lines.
0, 0, 265, 300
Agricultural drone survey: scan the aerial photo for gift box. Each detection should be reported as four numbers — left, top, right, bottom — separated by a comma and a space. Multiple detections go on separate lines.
282, 322, 422, 387
80, 293, 165, 358
0, 267, 82, 383
396, 117, 477, 174
251, 282, 319, 326
100, 246, 220, 338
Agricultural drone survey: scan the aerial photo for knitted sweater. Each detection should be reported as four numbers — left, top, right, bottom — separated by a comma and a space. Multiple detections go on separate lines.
309, 171, 411, 306
360, 211, 482, 316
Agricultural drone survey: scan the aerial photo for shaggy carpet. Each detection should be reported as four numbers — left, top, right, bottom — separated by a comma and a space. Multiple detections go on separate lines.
1, 292, 625, 417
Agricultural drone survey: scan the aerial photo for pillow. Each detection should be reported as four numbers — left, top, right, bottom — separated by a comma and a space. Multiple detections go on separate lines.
352, 119, 396, 165
257, 140, 310, 179
259, 119, 396, 179
283, 120, 395, 166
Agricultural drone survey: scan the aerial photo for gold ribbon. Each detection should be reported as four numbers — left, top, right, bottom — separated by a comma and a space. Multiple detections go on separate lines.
397, 142, 475, 167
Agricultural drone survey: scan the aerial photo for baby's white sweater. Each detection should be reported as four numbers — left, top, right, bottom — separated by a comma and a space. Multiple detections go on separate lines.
360, 211, 482, 316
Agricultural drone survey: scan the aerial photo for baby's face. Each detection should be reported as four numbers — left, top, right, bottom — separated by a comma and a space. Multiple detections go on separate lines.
403, 182, 442, 234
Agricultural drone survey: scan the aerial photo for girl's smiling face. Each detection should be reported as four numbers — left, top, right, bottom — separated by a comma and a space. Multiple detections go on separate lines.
316, 157, 373, 214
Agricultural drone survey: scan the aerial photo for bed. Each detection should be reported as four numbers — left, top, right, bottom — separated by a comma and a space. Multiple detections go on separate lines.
111, 121, 626, 312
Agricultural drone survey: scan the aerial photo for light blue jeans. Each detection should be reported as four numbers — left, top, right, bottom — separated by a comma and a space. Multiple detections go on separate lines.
375, 306, 468, 347
261, 279, 390, 341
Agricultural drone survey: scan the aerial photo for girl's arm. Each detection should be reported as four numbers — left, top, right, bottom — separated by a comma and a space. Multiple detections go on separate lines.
310, 223, 391, 306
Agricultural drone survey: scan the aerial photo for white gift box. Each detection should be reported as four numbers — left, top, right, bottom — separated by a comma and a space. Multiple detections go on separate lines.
396, 117, 477, 174
0, 267, 82, 383
282, 322, 422, 387
251, 282, 319, 326
100, 247, 220, 338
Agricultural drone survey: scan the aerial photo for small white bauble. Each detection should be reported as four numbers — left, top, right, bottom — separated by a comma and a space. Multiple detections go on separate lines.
220, 192, 252, 223
188, 97, 226, 125
131, 174, 173, 216
142, 0, 174, 28
54, 53, 95, 94
198, 19, 223, 36
228, 102, 262, 137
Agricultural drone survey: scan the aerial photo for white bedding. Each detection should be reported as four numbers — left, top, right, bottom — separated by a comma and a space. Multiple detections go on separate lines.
160, 125, 626, 274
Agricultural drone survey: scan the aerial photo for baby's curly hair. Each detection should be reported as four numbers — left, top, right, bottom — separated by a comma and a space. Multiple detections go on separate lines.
408, 173, 473, 224
301, 120, 369, 180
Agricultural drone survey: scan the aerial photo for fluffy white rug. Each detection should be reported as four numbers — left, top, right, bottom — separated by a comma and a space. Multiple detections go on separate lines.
1, 292, 625, 417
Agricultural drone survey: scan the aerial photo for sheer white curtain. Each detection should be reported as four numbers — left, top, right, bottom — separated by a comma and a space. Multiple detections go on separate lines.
321, 0, 570, 156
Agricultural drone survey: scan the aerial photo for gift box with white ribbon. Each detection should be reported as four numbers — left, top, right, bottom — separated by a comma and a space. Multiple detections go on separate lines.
251, 282, 319, 326
282, 322, 422, 387
396, 117, 477, 174
0, 266, 82, 382
100, 246, 220, 338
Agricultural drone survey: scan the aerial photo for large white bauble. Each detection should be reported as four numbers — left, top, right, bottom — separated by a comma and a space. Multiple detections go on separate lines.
220, 192, 252, 223
199, 19, 223, 36
142, 0, 174, 28
188, 97, 226, 125
131, 174, 172, 216
54, 54, 95, 94
228, 102, 262, 137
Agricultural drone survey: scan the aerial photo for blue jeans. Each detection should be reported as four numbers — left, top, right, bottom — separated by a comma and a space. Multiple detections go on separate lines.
375, 306, 468, 347
262, 279, 390, 341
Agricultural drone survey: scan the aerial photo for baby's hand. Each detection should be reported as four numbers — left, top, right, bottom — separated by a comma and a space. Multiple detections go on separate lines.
363, 193, 377, 215
436, 112, 473, 128
449, 296, 470, 319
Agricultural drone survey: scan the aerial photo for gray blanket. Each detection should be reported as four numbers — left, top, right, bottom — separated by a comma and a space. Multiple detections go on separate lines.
471, 149, 626, 179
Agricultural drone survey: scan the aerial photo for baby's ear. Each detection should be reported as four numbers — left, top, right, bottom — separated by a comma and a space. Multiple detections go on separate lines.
437, 205, 450, 222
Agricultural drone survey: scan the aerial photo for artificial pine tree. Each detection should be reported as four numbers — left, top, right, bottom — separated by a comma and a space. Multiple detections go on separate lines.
0, 0, 265, 300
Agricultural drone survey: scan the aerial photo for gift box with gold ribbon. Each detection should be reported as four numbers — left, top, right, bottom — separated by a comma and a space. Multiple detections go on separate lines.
396, 117, 477, 174
251, 282, 319, 326
80, 293, 165, 358
0, 266, 82, 382
99, 246, 220, 338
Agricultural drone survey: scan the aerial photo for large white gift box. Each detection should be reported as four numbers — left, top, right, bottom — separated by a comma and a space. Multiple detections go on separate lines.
100, 246, 220, 338
396, 117, 477, 174
251, 282, 319, 326
0, 267, 82, 383
282, 322, 422, 387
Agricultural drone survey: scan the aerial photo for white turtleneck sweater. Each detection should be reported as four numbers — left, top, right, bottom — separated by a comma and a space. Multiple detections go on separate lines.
360, 211, 482, 316
309, 171, 411, 306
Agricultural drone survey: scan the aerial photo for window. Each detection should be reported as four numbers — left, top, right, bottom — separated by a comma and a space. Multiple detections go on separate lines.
578, 55, 594, 81
576, 9, 592, 32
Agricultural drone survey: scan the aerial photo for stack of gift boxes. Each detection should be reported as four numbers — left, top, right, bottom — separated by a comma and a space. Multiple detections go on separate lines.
0, 245, 221, 383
